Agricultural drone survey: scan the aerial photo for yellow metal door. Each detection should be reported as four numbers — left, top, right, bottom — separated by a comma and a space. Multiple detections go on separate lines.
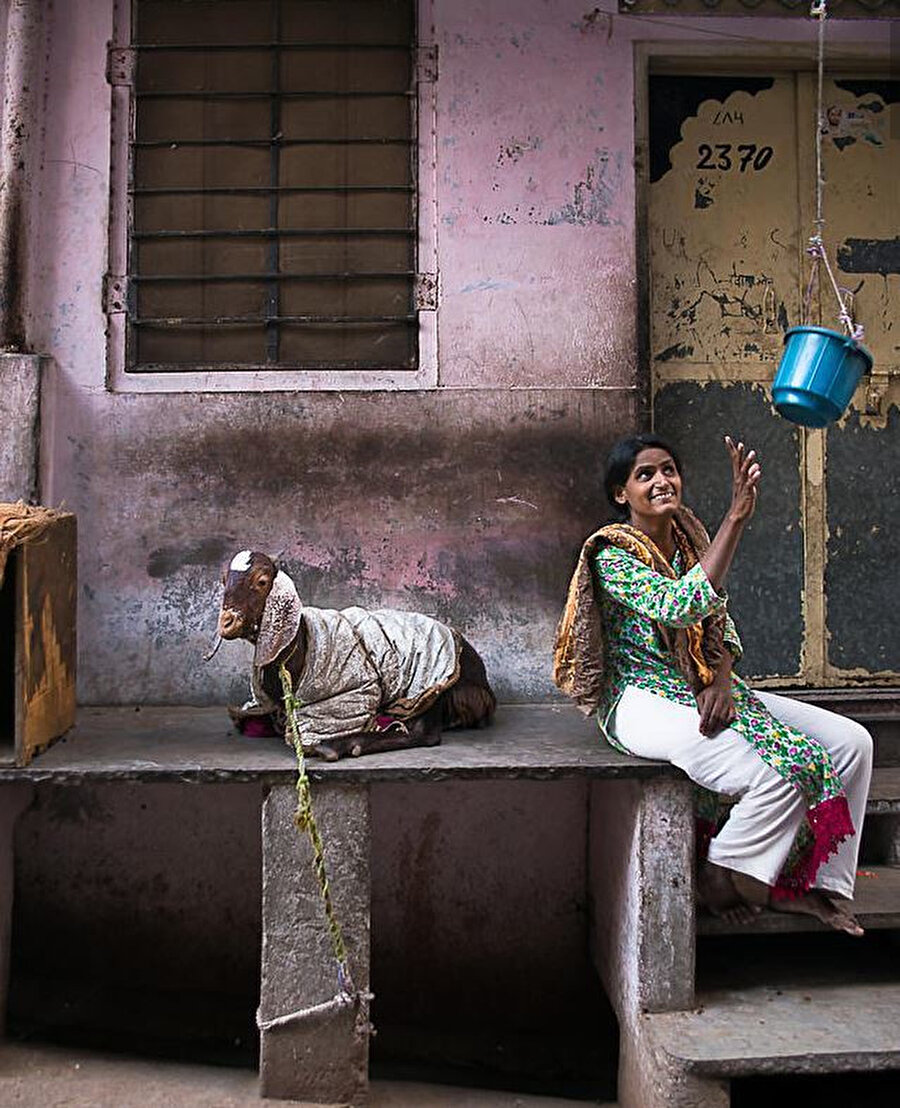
648, 73, 899, 686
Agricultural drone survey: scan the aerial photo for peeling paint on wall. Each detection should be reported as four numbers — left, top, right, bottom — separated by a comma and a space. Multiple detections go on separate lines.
547, 151, 621, 227
576, 8, 613, 39
496, 136, 542, 166
146, 538, 233, 580
837, 236, 900, 276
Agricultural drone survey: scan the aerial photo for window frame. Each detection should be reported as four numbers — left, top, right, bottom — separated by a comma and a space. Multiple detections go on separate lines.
106, 0, 437, 393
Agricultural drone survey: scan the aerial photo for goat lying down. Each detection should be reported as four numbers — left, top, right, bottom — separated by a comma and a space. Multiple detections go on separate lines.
215, 551, 496, 760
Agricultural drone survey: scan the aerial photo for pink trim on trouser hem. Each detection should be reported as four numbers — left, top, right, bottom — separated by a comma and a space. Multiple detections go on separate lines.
771, 794, 855, 901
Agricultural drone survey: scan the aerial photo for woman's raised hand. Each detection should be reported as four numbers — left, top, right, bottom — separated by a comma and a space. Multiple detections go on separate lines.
725, 436, 761, 524
700, 437, 762, 590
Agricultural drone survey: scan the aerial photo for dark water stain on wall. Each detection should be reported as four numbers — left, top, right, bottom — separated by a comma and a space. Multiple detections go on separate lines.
75, 390, 638, 702
147, 537, 235, 579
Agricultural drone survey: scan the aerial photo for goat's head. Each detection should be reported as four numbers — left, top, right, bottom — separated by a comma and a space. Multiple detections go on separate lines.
218, 550, 278, 643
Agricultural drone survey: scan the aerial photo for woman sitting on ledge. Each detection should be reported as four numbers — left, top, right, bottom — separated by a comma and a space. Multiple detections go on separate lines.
554, 433, 872, 935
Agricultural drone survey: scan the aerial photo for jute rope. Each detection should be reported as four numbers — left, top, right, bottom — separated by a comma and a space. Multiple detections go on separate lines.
255, 664, 372, 1039
0, 502, 66, 586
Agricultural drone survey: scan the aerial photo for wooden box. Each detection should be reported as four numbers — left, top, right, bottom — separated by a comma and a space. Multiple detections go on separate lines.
0, 513, 76, 766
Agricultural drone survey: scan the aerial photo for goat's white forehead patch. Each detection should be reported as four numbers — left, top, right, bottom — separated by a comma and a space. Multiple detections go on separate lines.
229, 550, 253, 572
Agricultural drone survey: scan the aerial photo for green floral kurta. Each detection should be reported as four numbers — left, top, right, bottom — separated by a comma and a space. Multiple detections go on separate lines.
594, 547, 738, 736
593, 545, 844, 801
592, 544, 852, 897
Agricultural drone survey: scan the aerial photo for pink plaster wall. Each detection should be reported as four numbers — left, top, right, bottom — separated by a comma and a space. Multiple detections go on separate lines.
29, 0, 111, 377
5, 0, 893, 1074
28, 2, 890, 399
435, 3, 636, 387
17, 0, 891, 705
429, 1, 888, 388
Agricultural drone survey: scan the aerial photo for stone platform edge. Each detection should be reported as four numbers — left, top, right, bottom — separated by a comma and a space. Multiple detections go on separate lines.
0, 702, 678, 785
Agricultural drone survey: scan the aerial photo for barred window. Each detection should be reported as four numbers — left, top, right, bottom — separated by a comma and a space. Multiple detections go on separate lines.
122, 0, 419, 377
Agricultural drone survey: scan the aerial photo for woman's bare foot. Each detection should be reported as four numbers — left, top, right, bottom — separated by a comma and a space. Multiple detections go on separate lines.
769, 890, 864, 937
697, 861, 763, 925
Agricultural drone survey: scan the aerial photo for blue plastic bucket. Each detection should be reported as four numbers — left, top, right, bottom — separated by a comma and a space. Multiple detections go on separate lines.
772, 325, 873, 429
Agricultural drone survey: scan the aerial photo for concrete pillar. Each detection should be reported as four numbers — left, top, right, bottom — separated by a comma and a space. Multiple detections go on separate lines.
637, 777, 696, 1013
0, 782, 34, 1034
588, 775, 695, 1019
259, 783, 370, 1103
0, 352, 41, 502
0, 0, 44, 351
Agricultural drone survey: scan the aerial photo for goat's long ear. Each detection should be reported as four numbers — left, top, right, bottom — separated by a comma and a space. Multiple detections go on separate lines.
254, 570, 302, 668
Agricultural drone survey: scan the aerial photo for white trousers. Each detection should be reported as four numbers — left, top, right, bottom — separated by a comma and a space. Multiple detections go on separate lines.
609, 686, 873, 898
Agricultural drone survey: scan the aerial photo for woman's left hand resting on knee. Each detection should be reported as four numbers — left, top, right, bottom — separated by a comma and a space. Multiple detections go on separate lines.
696, 657, 737, 736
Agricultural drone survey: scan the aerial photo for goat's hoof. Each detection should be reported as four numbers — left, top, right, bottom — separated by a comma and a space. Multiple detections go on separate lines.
350, 743, 363, 757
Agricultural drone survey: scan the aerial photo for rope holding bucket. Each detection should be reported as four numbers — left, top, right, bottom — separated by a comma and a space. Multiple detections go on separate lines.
771, 0, 874, 429
803, 0, 861, 342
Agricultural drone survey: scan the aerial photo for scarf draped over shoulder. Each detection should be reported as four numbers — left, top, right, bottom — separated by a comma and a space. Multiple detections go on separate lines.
552, 506, 727, 713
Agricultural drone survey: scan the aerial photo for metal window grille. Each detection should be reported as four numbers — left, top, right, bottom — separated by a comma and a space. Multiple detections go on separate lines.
127, 0, 417, 373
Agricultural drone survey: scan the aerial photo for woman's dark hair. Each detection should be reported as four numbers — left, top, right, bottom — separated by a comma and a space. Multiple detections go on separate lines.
603, 433, 682, 520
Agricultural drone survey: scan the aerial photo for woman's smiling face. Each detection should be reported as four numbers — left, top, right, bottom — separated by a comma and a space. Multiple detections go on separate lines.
614, 447, 683, 524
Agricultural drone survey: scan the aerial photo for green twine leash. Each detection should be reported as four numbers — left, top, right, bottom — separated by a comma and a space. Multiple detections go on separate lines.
279, 662, 354, 992
255, 666, 373, 1039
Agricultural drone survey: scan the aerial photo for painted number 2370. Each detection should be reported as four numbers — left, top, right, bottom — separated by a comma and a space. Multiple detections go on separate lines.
696, 143, 774, 172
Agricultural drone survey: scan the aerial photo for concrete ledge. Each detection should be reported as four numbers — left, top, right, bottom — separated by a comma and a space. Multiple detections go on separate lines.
0, 703, 691, 1105
0, 704, 679, 785
645, 982, 900, 1077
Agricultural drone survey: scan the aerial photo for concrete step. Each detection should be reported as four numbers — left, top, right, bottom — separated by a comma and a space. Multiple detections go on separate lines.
645, 980, 900, 1079
698, 864, 900, 936
699, 764, 900, 937
868, 765, 900, 813
788, 688, 900, 725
